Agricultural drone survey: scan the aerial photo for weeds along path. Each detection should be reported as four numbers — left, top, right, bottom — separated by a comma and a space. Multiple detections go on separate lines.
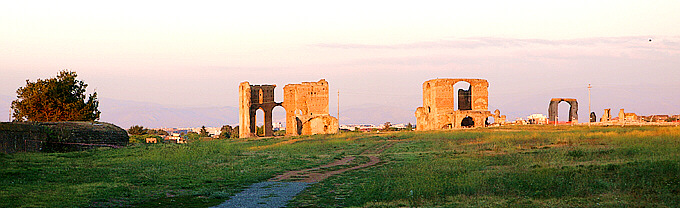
212, 141, 395, 208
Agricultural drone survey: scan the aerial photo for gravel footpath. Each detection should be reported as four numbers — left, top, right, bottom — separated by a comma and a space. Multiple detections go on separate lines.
211, 181, 311, 208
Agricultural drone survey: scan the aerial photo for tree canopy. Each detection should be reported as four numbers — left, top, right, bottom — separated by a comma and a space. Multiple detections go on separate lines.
219, 125, 239, 139
11, 70, 100, 122
127, 125, 147, 135
199, 126, 209, 137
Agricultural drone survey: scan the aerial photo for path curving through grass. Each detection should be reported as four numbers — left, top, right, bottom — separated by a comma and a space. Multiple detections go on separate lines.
212, 141, 395, 207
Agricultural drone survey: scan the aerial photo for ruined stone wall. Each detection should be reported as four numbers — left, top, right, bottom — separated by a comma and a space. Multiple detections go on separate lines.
416, 78, 496, 130
619, 109, 625, 122
0, 122, 128, 153
239, 79, 337, 138
239, 82, 281, 138
239, 82, 253, 138
601, 108, 611, 122
283, 79, 338, 136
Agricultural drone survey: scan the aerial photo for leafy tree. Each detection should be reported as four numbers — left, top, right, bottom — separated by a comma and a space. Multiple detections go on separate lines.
147, 129, 168, 136
406, 123, 413, 131
183, 132, 201, 142
256, 125, 264, 136
11, 70, 100, 121
219, 125, 235, 139
383, 122, 392, 131
127, 125, 147, 135
232, 125, 239, 138
199, 126, 209, 137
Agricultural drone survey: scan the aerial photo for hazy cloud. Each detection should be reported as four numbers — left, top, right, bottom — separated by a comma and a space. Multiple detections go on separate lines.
313, 36, 680, 52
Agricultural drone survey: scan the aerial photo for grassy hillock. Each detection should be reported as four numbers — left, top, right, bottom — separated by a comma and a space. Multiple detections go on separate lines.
1, 125, 678, 207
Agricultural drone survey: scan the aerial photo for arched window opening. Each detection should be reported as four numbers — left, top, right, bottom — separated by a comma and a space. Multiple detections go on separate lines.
558, 101, 570, 122
255, 108, 265, 136
273, 106, 286, 136
453, 81, 472, 110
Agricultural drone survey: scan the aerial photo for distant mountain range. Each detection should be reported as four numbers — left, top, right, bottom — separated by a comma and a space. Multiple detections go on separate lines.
0, 95, 416, 128
97, 98, 240, 128
97, 99, 416, 128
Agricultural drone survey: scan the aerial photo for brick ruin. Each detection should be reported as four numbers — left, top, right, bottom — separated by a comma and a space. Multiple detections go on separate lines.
239, 79, 338, 138
415, 78, 505, 130
548, 98, 578, 123
282, 80, 339, 136
238, 82, 280, 137
601, 108, 611, 122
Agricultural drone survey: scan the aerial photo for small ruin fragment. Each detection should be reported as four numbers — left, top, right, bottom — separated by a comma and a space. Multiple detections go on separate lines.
600, 108, 611, 122
239, 79, 338, 138
548, 98, 578, 123
590, 112, 597, 122
415, 78, 504, 130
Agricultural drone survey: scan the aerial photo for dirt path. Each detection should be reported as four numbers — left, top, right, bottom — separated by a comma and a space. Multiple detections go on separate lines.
271, 142, 394, 183
213, 141, 395, 208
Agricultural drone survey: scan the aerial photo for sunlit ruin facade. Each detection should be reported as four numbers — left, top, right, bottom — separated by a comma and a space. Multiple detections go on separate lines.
239, 79, 338, 138
415, 78, 505, 130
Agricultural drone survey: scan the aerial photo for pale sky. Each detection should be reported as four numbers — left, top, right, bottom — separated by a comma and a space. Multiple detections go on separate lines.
2, 1, 680, 125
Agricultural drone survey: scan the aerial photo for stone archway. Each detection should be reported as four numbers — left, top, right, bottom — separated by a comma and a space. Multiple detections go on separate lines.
461, 116, 474, 127
548, 98, 578, 124
239, 82, 282, 138
485, 116, 495, 126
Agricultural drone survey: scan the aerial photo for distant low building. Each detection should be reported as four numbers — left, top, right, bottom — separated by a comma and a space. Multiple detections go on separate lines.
527, 114, 547, 124
273, 122, 284, 131
624, 113, 639, 122
339, 125, 357, 131
164, 134, 186, 144
649, 115, 670, 122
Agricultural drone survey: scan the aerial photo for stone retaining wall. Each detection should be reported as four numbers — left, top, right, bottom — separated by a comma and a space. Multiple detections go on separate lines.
0, 121, 128, 153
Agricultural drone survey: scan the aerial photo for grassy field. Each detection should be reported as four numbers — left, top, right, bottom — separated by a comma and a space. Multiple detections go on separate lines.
1, 125, 679, 207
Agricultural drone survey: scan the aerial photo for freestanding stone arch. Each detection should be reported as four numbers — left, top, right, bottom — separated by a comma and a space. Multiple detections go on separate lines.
239, 80, 338, 138
548, 98, 578, 124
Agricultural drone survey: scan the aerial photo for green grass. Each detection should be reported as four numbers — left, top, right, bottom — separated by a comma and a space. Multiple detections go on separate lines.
0, 133, 383, 207
290, 126, 680, 207
1, 125, 679, 207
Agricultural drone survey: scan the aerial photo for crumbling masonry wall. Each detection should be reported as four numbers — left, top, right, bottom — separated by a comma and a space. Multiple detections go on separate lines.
283, 79, 338, 136
415, 78, 501, 130
239, 80, 338, 138
239, 82, 282, 138
600, 108, 611, 122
